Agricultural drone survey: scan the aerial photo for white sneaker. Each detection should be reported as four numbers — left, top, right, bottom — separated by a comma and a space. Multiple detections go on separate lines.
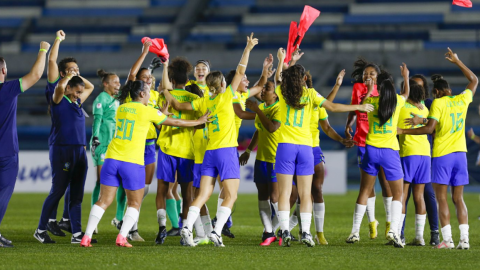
180, 227, 196, 247
435, 239, 454, 249
410, 237, 425, 246
208, 231, 225, 247
127, 230, 145, 242
456, 239, 470, 250
346, 232, 360, 244
386, 231, 404, 248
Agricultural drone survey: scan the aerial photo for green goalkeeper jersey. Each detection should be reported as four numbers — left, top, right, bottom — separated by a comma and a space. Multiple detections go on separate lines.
90, 91, 119, 149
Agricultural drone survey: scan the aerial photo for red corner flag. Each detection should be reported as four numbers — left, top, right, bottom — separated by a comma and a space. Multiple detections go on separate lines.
284, 5, 321, 64
453, 0, 473, 8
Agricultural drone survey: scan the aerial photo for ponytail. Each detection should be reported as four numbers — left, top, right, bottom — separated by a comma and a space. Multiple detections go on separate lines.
377, 72, 397, 127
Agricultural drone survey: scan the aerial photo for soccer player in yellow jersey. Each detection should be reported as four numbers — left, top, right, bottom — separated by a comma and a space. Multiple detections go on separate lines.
164, 33, 259, 247
347, 64, 410, 248
397, 80, 430, 246
80, 80, 210, 248
398, 48, 478, 250
187, 60, 211, 93
274, 47, 373, 247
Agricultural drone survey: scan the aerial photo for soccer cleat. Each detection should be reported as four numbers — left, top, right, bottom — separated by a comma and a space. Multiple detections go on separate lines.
80, 235, 92, 247
368, 220, 379, 239
260, 232, 276, 246
208, 231, 225, 247
456, 239, 470, 250
111, 218, 120, 229
58, 219, 72, 234
72, 232, 97, 244
127, 230, 145, 242
409, 237, 425, 246
430, 230, 440, 246
435, 239, 454, 249
301, 232, 315, 247
34, 229, 55, 244
222, 226, 235, 239
116, 234, 132, 248
281, 230, 292, 247
47, 220, 66, 237
386, 231, 404, 248
385, 222, 391, 239
194, 236, 211, 245
315, 232, 328, 245
180, 227, 196, 247
0, 234, 13, 248
346, 232, 360, 244
155, 226, 167, 245
167, 227, 181, 236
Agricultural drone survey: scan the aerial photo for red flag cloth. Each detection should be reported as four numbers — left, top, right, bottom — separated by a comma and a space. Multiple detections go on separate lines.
284, 5, 320, 63
141, 37, 170, 61
452, 0, 473, 8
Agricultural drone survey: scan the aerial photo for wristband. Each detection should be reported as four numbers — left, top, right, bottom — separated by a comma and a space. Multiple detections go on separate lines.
238, 64, 246, 67
471, 134, 476, 140
245, 149, 251, 154
39, 49, 48, 53
423, 118, 427, 124
56, 37, 63, 42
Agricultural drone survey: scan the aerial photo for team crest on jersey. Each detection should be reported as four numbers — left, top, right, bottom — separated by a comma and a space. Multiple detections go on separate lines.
96, 103, 102, 109
63, 162, 70, 172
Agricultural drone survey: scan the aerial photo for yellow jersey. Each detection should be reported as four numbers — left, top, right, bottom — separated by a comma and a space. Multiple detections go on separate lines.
193, 124, 208, 164
157, 89, 199, 160
397, 101, 430, 157
255, 101, 281, 163
365, 94, 406, 150
311, 107, 329, 147
191, 85, 238, 150
275, 86, 326, 146
125, 89, 159, 140
187, 80, 209, 94
232, 89, 250, 138
106, 102, 167, 165
428, 89, 472, 157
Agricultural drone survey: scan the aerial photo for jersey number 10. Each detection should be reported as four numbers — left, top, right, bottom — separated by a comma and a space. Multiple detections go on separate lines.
285, 105, 305, 127
449, 113, 464, 134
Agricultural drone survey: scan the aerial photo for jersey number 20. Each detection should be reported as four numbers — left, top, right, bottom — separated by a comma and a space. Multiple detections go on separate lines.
115, 118, 135, 141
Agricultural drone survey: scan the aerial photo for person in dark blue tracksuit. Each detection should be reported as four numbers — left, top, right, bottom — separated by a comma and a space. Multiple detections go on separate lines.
34, 69, 95, 244
0, 41, 50, 248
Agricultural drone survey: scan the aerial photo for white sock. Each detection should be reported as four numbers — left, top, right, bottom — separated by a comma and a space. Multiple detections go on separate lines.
217, 198, 224, 212
62, 218, 69, 222
352, 204, 366, 234
271, 202, 280, 232
278, 211, 290, 232
258, 200, 273, 233
201, 215, 213, 237
399, 214, 406, 235
119, 207, 139, 237
157, 209, 167, 227
213, 206, 232, 235
194, 216, 206, 238
389, 200, 402, 234
366, 197, 376, 222
85, 205, 105, 237
131, 207, 140, 231
37, 229, 46, 233
143, 184, 150, 199
185, 206, 200, 231
383, 197, 393, 222
289, 214, 298, 231
415, 214, 426, 239
300, 213, 312, 234
73, 232, 81, 237
313, 203, 325, 233
459, 224, 469, 241
48, 219, 56, 223
441, 224, 452, 241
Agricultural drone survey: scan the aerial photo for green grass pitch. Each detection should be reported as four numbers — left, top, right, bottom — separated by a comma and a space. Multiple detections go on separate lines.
1, 192, 479, 269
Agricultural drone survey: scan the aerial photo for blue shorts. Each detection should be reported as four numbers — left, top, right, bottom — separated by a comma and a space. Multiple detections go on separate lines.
360, 145, 404, 181
202, 147, 240, 181
401, 155, 431, 184
432, 152, 468, 186
357, 146, 366, 167
275, 143, 314, 176
101, 159, 145, 191
193, 163, 202, 188
157, 148, 194, 183
254, 160, 277, 183
144, 139, 156, 165
313, 146, 325, 166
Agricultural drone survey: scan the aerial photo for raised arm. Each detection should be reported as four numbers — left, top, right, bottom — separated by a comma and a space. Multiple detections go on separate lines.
326, 69, 346, 102
249, 54, 275, 99
400, 62, 410, 100
52, 74, 72, 104
47, 30, 64, 82
288, 46, 304, 67
322, 100, 373, 113
275, 48, 286, 86
21, 42, 51, 92
246, 100, 280, 133
161, 59, 172, 91
78, 75, 95, 104
231, 33, 258, 92
445, 47, 478, 95
127, 41, 152, 82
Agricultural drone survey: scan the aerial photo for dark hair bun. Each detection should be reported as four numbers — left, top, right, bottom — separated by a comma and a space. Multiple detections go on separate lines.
97, 69, 107, 78
431, 74, 443, 82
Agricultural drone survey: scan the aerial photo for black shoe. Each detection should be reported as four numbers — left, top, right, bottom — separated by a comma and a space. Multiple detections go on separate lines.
47, 220, 66, 237
0, 234, 13, 248
58, 219, 72, 234
281, 230, 292, 247
211, 217, 217, 228
430, 230, 440, 246
155, 226, 168, 245
262, 231, 275, 242
34, 229, 55, 244
222, 226, 235, 238
71, 232, 97, 244
167, 227, 180, 236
